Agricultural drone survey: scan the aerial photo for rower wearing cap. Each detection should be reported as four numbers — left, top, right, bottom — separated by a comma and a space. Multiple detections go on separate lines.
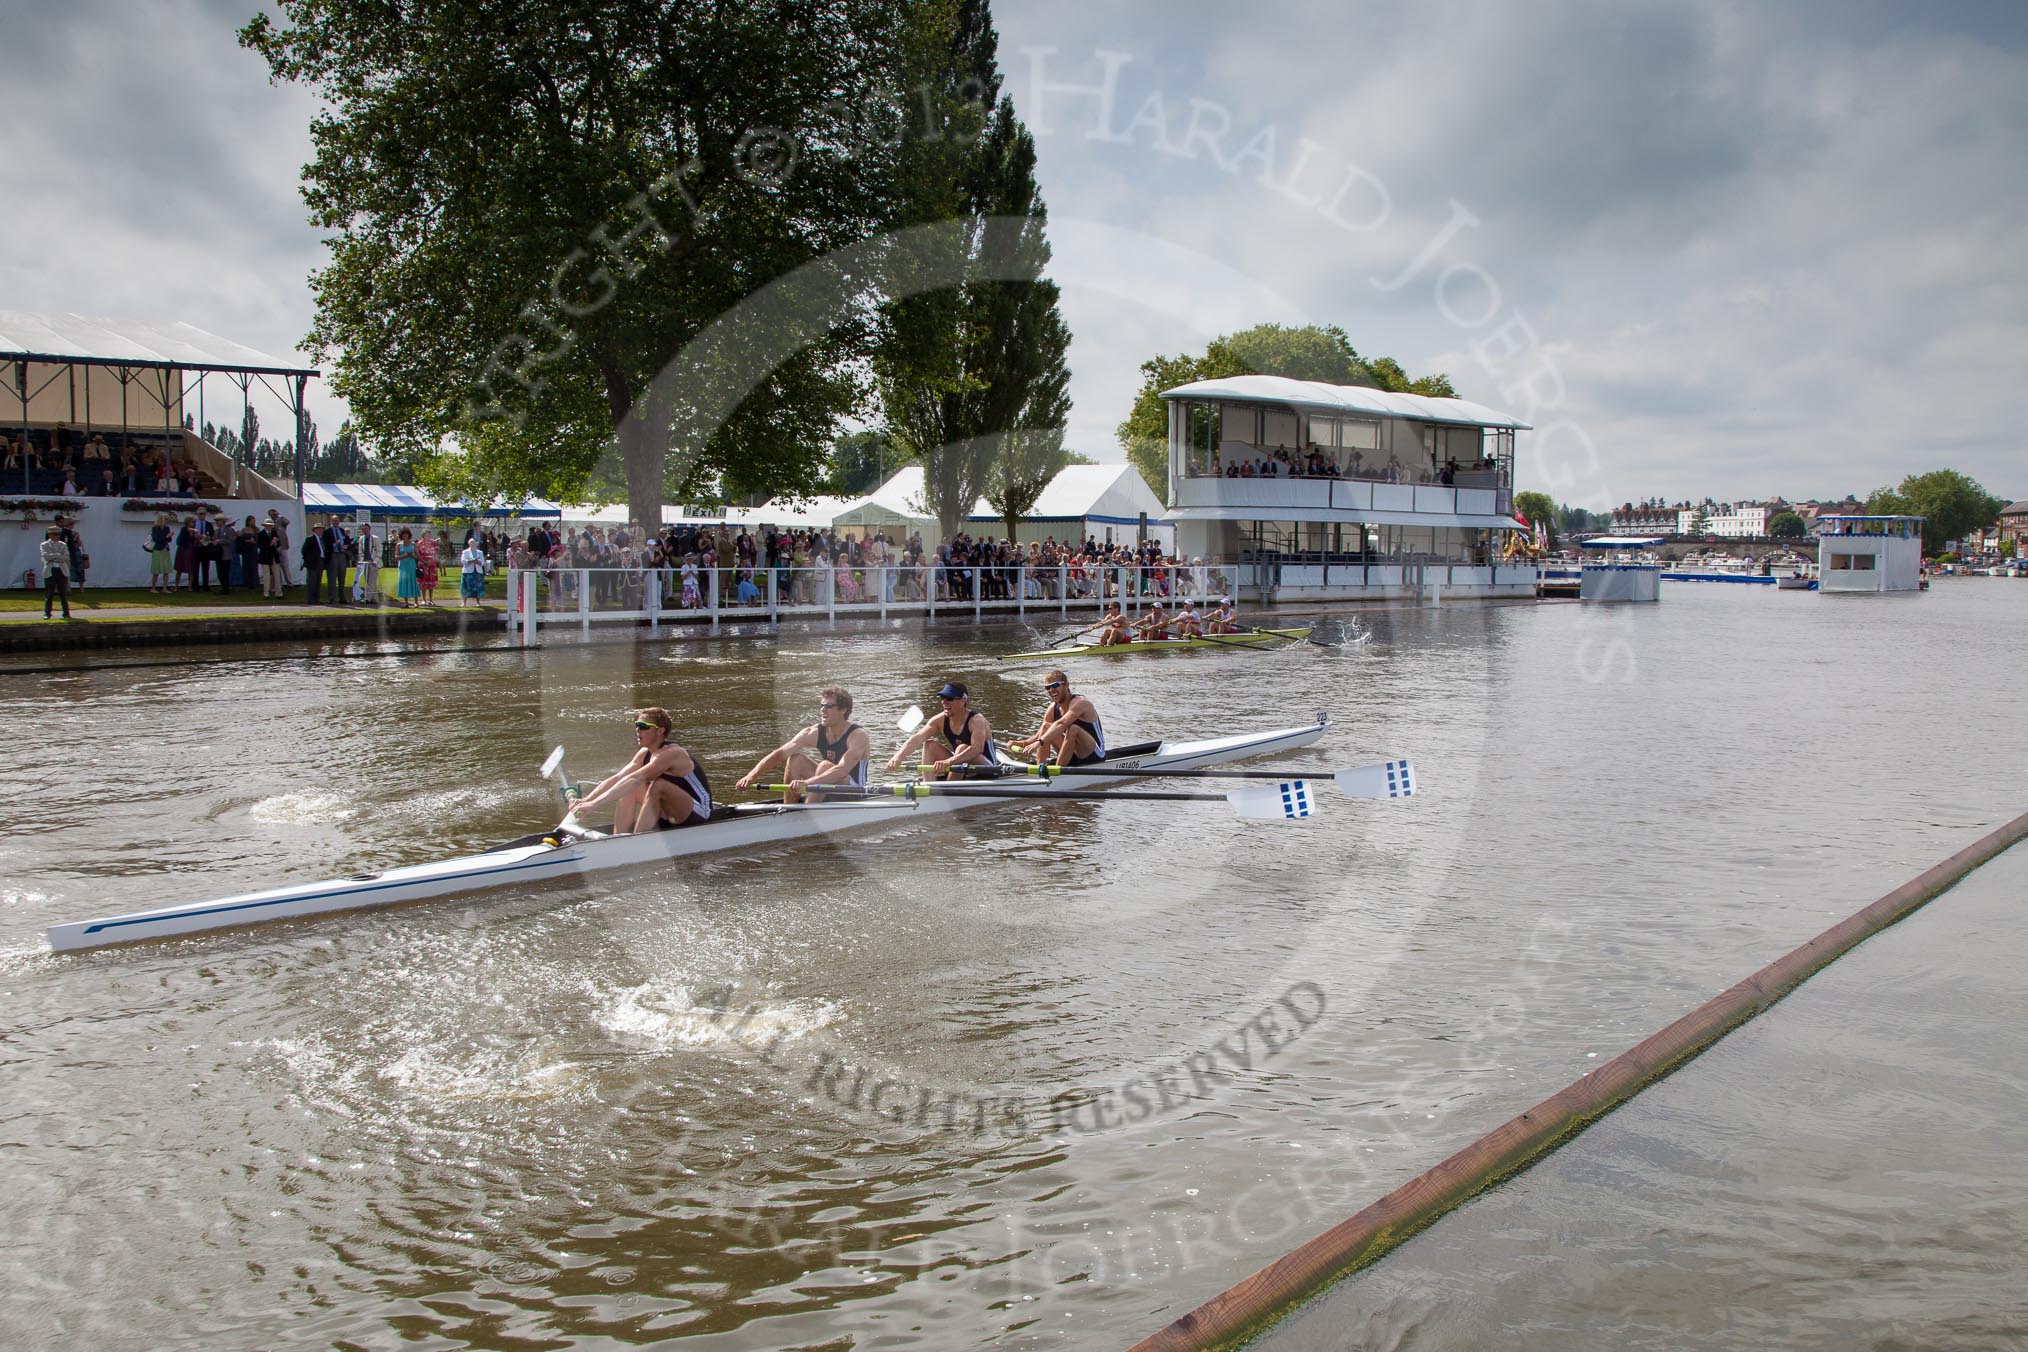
1132, 601, 1171, 641
1206, 599, 1240, 634
1011, 670, 1105, 767
887, 681, 998, 780
1092, 602, 1132, 647
565, 706, 712, 832
1171, 599, 1204, 638
733, 685, 871, 803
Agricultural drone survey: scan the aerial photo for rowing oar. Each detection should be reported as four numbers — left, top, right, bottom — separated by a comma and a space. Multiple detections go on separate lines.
763, 780, 1336, 820
1232, 619, 1338, 650
1003, 758, 1417, 798
539, 745, 598, 839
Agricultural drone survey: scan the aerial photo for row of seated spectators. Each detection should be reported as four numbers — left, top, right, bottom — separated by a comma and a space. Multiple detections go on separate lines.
2, 428, 214, 499
1202, 444, 1502, 486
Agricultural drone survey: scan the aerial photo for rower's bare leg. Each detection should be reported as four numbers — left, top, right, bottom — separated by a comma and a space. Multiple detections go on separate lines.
1056, 726, 1097, 766
610, 784, 649, 833
629, 780, 696, 832
780, 750, 819, 804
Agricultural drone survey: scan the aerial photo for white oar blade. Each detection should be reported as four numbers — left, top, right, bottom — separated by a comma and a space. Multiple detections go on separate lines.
539, 746, 566, 780
1227, 781, 1316, 821
897, 704, 924, 733
1335, 759, 1416, 799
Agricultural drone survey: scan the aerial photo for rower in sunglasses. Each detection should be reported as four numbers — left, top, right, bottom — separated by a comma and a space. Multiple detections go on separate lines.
733, 685, 870, 803
562, 706, 712, 832
1009, 670, 1106, 768
887, 681, 999, 780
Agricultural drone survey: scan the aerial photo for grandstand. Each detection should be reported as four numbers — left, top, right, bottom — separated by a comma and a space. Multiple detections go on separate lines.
1, 310, 318, 502
1, 312, 321, 589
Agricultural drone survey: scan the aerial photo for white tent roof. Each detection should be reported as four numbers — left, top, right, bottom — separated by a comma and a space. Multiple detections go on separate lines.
831, 463, 1171, 531
0, 309, 318, 376
1022, 463, 1167, 524
1161, 375, 1530, 430
831, 466, 946, 528
304, 482, 560, 518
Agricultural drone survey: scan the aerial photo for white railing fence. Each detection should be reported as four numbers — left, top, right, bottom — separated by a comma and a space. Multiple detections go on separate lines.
505, 561, 1238, 644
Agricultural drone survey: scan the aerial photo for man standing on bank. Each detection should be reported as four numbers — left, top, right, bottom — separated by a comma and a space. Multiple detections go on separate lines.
300, 522, 329, 604
886, 681, 999, 780
733, 685, 872, 803
564, 707, 713, 833
1010, 670, 1106, 767
39, 525, 73, 620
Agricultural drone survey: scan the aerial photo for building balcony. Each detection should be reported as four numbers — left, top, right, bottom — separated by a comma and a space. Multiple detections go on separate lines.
1170, 472, 1512, 523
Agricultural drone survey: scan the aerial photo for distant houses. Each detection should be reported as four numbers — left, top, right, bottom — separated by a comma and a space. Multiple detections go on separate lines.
1607, 496, 1865, 539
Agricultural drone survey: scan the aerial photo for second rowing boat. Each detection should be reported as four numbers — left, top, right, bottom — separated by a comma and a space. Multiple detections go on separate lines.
1002, 626, 1312, 660
47, 715, 1332, 953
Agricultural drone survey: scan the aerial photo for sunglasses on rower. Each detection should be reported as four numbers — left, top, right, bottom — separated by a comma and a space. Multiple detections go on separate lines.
1043, 680, 1064, 690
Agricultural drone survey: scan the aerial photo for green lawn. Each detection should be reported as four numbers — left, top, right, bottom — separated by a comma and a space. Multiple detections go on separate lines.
0, 568, 509, 613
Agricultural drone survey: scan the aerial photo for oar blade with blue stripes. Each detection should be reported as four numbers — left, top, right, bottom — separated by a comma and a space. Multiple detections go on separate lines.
1226, 780, 1316, 820
1334, 759, 1417, 799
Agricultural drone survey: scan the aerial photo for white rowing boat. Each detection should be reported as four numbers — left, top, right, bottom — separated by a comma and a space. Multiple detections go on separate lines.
46, 716, 1333, 952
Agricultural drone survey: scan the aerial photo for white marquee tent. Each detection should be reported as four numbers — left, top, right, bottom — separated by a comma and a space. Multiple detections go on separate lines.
829, 464, 1172, 547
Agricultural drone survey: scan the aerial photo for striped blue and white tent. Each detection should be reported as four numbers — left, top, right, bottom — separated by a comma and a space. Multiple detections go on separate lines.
302, 483, 562, 519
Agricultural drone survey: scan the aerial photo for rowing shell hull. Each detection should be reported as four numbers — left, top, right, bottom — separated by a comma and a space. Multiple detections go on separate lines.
1003, 627, 1312, 660
46, 718, 1328, 952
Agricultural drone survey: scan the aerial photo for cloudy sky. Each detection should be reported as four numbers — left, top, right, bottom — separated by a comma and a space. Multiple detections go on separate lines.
4, 0, 2024, 507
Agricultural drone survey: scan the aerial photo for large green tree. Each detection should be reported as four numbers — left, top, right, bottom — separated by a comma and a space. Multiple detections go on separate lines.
1767, 511, 1807, 539
1115, 324, 1455, 492
243, 0, 907, 533
875, 0, 1071, 540
1865, 469, 2006, 554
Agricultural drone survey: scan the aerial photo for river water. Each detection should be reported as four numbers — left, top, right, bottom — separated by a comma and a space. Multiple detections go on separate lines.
1, 580, 2022, 1349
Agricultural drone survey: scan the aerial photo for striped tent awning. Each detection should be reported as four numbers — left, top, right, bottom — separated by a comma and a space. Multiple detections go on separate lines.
302, 483, 561, 518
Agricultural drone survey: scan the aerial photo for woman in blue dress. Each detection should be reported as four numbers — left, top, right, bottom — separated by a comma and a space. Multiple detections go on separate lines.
395, 528, 421, 606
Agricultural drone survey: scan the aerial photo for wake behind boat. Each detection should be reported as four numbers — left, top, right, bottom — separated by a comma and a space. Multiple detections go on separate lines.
47, 716, 1338, 953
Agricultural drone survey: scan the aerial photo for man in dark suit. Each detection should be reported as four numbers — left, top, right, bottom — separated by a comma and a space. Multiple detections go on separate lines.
322, 518, 351, 604
301, 524, 328, 603
192, 511, 216, 591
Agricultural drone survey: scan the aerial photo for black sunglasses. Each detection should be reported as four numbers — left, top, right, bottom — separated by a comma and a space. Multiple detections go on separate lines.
1043, 680, 1064, 690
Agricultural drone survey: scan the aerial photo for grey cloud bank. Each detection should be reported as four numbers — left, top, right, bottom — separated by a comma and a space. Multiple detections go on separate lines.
5, 0, 2023, 506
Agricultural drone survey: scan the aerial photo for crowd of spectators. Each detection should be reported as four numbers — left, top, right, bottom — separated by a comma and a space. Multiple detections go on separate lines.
3, 427, 211, 498
1199, 443, 1501, 486
507, 521, 1233, 611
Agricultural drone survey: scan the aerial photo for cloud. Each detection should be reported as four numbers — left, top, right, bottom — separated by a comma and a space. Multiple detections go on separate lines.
5, 0, 2025, 506
1002, 0, 2028, 503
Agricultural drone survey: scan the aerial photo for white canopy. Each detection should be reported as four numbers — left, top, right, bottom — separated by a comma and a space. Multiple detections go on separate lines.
0, 309, 317, 377
1161, 374, 1530, 430
830, 463, 1171, 535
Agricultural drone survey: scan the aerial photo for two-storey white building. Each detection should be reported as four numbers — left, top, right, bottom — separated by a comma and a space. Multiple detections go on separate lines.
1158, 375, 1534, 601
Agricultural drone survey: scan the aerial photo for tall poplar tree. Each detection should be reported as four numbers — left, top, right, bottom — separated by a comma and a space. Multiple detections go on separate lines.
876, 0, 1072, 540
243, 0, 907, 532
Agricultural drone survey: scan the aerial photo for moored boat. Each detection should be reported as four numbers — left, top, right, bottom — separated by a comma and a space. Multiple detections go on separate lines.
1003, 626, 1312, 660
47, 717, 1332, 952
